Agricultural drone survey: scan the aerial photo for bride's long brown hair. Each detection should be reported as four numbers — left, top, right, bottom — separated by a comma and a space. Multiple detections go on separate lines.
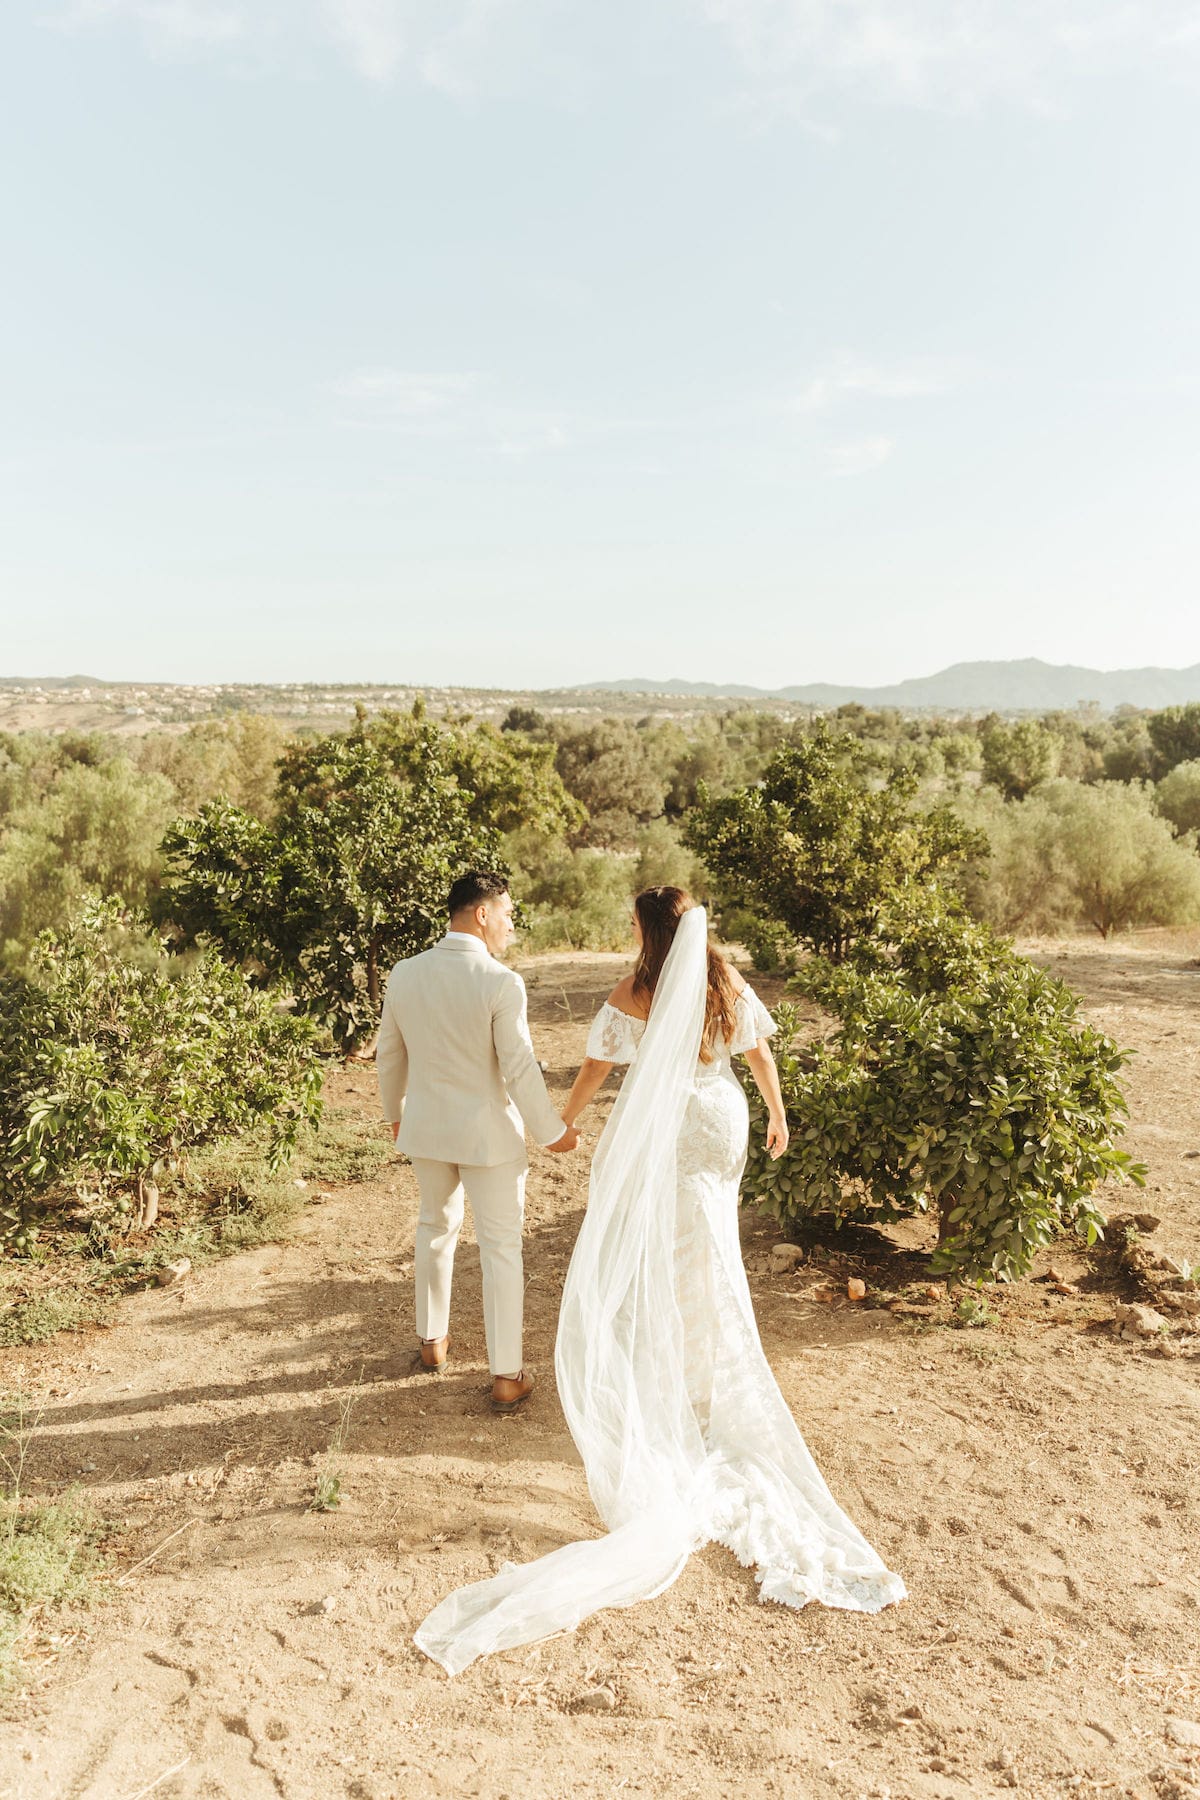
631, 887, 738, 1063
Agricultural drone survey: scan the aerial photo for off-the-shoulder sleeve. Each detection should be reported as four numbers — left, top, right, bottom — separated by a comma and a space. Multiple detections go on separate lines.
729, 986, 777, 1056
585, 1002, 645, 1064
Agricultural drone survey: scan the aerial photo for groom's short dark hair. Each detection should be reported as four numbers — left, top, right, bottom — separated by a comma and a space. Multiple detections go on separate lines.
448, 871, 509, 917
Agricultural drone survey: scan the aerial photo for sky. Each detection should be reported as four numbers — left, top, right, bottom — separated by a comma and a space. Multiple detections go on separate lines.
2, 0, 1199, 691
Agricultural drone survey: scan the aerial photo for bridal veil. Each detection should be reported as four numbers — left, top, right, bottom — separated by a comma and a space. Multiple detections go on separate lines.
414, 907, 905, 1675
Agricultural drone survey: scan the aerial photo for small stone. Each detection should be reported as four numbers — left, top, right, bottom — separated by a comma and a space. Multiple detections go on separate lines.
1183, 1150, 1200, 1159
1131, 1213, 1161, 1233
770, 1244, 806, 1272
924, 1284, 944, 1301
1113, 1302, 1170, 1338
1155, 1254, 1185, 1275
899, 1704, 923, 1720
574, 1685, 617, 1714
157, 1257, 191, 1287
1165, 1293, 1200, 1317
293, 1178, 308, 1189
847, 1278, 867, 1301
1166, 1717, 1200, 1747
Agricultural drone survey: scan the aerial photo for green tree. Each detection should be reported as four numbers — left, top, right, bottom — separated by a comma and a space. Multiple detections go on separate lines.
134, 715, 291, 820
1155, 759, 1200, 838
343, 709, 583, 839
553, 720, 668, 848
685, 728, 986, 964
1147, 703, 1200, 779
1038, 779, 1200, 937
505, 834, 634, 952
950, 787, 1075, 934
980, 719, 1063, 800
157, 722, 499, 1049
0, 899, 323, 1232
741, 904, 1144, 1285
0, 757, 178, 972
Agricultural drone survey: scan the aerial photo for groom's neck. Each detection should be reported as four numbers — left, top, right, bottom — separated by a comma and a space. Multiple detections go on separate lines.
448, 913, 486, 943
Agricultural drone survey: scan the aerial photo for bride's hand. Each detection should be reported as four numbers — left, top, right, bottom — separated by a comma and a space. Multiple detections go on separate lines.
766, 1113, 789, 1160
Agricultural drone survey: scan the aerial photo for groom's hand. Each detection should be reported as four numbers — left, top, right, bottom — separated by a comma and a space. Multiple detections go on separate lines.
546, 1125, 579, 1154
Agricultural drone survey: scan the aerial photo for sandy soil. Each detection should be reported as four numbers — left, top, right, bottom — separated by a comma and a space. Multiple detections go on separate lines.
1, 936, 1198, 1800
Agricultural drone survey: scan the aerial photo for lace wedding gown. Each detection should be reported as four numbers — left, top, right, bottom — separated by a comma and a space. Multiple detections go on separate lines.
414, 910, 905, 1674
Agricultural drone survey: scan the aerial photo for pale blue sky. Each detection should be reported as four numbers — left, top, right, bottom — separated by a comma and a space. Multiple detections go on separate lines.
2, 2, 1199, 689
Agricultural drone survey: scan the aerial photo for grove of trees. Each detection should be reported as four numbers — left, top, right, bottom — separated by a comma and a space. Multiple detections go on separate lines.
2, 692, 1197, 1281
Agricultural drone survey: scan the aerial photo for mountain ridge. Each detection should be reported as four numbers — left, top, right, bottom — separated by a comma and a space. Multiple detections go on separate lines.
580, 658, 1200, 711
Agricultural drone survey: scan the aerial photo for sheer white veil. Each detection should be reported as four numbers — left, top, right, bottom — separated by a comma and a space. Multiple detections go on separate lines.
414, 907, 711, 1674
414, 905, 905, 1675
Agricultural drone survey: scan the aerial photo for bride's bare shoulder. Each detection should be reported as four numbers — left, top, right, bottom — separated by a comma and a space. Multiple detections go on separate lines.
605, 973, 649, 1020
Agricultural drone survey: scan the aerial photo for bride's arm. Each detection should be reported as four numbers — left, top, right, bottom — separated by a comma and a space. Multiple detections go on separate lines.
743, 1040, 789, 1159
561, 1057, 614, 1127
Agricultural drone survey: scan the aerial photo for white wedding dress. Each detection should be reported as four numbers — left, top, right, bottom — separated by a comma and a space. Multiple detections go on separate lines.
414, 909, 905, 1674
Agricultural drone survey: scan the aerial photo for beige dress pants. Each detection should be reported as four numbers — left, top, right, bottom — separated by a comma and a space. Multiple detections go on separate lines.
410, 1157, 527, 1377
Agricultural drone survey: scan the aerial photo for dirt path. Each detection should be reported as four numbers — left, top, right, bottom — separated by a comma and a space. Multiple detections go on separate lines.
2, 941, 1199, 1800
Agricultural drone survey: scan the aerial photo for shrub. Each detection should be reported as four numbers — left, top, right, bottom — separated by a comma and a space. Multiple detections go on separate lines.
506, 831, 633, 952
0, 899, 323, 1233
740, 905, 1145, 1285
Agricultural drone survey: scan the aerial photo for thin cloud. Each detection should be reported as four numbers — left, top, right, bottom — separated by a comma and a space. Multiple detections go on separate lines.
326, 369, 480, 415
54, 0, 247, 48
793, 354, 953, 415
44, 0, 1200, 104
698, 0, 1200, 113
826, 435, 894, 476
324, 366, 581, 457
48, 0, 545, 94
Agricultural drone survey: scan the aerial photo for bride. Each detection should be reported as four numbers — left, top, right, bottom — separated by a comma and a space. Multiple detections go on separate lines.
414, 887, 906, 1674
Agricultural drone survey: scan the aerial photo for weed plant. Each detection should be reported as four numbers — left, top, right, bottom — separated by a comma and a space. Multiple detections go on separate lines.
0, 1387, 106, 1688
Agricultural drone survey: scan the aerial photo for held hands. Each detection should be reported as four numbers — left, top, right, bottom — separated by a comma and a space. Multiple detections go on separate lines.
765, 1113, 789, 1160
547, 1124, 580, 1154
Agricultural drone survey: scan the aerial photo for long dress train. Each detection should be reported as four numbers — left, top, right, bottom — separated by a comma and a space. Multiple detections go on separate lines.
414, 909, 906, 1674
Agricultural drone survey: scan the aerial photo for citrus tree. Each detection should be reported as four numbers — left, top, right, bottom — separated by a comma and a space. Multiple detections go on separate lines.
1, 899, 323, 1239
157, 719, 500, 1049
686, 727, 985, 965
741, 904, 1145, 1284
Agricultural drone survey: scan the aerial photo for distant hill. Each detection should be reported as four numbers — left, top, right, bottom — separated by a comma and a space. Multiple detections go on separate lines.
582, 659, 1200, 713
1, 674, 109, 689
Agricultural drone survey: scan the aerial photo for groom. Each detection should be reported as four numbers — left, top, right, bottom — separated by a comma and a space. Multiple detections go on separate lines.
376, 871, 578, 1414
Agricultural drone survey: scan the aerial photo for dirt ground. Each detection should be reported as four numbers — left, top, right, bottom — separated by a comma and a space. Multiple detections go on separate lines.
1, 933, 1198, 1800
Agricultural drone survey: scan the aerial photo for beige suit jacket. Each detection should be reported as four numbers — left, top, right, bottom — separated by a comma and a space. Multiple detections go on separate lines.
376, 934, 564, 1168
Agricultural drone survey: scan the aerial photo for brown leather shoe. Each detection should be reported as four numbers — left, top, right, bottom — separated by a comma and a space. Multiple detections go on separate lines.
419, 1335, 450, 1373
490, 1370, 534, 1414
